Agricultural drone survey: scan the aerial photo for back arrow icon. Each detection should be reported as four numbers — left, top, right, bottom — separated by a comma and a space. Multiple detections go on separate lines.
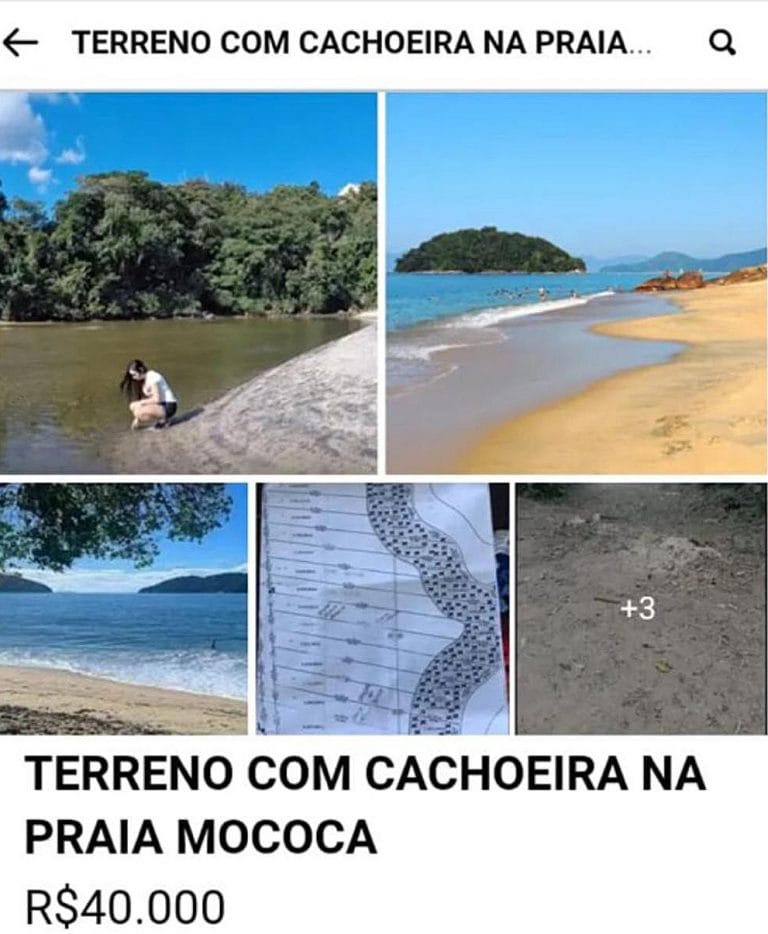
4, 28, 39, 58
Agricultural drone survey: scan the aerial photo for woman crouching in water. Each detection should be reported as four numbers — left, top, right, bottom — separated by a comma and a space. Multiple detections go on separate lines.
120, 359, 178, 430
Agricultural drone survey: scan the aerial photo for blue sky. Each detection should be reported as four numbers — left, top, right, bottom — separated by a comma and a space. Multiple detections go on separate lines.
0, 92, 376, 206
19, 484, 248, 593
388, 93, 766, 259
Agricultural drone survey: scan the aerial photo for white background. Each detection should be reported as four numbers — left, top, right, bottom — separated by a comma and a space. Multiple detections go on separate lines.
5, 736, 768, 932
1, 1, 767, 932
0, 1, 763, 90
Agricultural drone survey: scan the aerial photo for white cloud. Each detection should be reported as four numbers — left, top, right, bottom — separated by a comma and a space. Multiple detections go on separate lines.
28, 165, 52, 189
0, 93, 83, 192
14, 564, 247, 595
33, 93, 80, 106
0, 92, 48, 165
55, 135, 86, 165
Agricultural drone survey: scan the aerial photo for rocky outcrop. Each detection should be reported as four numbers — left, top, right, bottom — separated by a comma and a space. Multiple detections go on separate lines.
707, 265, 767, 286
635, 265, 767, 293
636, 271, 705, 292
676, 271, 706, 289
113, 323, 377, 474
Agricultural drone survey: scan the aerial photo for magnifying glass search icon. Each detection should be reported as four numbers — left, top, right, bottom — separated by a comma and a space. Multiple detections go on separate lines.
709, 29, 736, 55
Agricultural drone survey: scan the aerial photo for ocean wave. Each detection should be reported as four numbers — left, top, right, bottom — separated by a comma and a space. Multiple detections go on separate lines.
0, 648, 246, 700
387, 341, 466, 362
387, 291, 616, 367
441, 291, 615, 329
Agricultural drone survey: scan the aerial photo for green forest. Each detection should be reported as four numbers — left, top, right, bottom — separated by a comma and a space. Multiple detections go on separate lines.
0, 173, 377, 321
395, 227, 585, 274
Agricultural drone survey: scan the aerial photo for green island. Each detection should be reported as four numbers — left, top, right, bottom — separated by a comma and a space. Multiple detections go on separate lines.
395, 226, 586, 274
139, 572, 247, 594
0, 573, 51, 593
0, 173, 376, 320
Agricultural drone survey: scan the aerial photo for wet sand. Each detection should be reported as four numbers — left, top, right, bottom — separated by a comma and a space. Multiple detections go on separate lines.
463, 280, 766, 474
387, 293, 682, 471
0, 667, 246, 735
114, 320, 377, 474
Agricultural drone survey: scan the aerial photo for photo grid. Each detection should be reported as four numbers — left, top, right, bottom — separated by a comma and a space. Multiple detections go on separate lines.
0, 90, 766, 737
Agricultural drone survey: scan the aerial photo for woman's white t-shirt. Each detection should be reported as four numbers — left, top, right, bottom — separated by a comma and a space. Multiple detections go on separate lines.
143, 370, 177, 404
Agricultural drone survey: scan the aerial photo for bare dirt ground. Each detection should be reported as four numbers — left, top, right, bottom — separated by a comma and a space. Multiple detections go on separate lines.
517, 484, 766, 734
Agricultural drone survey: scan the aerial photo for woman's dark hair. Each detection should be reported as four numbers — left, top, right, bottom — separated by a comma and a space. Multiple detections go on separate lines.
120, 359, 148, 400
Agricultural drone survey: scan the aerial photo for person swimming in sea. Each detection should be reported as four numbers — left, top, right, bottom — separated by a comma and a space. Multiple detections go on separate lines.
120, 358, 178, 430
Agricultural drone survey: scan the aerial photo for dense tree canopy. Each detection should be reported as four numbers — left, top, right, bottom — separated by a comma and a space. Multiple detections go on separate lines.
0, 174, 376, 320
395, 226, 585, 274
0, 484, 231, 571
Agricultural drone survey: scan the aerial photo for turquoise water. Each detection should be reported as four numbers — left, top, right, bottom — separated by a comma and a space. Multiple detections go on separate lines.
387, 271, 653, 331
386, 288, 686, 469
0, 593, 247, 699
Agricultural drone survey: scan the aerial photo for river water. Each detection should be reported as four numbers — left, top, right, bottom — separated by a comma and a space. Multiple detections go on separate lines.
0, 316, 357, 473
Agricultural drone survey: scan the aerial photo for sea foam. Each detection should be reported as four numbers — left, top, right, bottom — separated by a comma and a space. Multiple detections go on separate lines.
442, 291, 615, 329
0, 648, 246, 700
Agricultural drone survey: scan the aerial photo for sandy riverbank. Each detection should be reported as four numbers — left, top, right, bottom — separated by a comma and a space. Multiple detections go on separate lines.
0, 667, 246, 735
113, 320, 377, 474
461, 280, 766, 473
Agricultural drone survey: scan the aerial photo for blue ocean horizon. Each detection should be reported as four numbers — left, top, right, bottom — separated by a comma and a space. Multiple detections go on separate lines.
0, 593, 247, 700
386, 271, 659, 331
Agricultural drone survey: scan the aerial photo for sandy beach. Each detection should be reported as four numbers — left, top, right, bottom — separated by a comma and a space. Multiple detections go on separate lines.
461, 280, 766, 474
113, 318, 377, 474
0, 667, 246, 735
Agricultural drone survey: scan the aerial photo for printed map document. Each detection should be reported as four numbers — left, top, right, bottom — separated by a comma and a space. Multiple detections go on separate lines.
258, 483, 508, 734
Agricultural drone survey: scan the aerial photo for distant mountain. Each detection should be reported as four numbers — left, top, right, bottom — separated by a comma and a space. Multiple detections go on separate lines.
0, 573, 51, 593
601, 248, 766, 274
581, 254, 648, 273
139, 572, 247, 594
396, 227, 586, 274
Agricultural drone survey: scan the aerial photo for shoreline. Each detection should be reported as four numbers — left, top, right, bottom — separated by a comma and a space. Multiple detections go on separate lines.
461, 280, 766, 473
0, 665, 246, 735
387, 265, 629, 332
395, 269, 587, 275
0, 308, 375, 327
389, 290, 613, 341
387, 291, 683, 471
113, 319, 378, 474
